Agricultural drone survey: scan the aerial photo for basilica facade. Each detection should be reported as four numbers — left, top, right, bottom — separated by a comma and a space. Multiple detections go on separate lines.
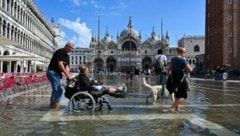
81, 18, 172, 73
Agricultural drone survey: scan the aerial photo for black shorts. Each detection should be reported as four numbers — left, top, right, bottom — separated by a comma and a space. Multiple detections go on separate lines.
171, 72, 187, 99
174, 85, 187, 99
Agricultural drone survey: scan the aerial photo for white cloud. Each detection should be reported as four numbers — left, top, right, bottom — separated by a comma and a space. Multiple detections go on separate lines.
72, 0, 81, 6
82, 1, 88, 5
110, 2, 126, 10
58, 18, 92, 48
90, 0, 105, 9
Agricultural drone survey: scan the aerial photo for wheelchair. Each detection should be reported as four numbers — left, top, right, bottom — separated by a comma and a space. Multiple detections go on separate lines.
63, 78, 112, 113
68, 91, 112, 112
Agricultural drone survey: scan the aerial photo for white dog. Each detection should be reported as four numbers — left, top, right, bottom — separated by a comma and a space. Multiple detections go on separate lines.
142, 76, 173, 104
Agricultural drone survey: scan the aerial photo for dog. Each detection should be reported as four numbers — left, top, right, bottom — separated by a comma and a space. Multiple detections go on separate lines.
142, 76, 173, 104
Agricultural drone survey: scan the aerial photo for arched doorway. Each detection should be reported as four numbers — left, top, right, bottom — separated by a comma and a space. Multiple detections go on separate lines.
106, 56, 116, 72
2, 50, 10, 72
142, 56, 152, 73
94, 58, 104, 73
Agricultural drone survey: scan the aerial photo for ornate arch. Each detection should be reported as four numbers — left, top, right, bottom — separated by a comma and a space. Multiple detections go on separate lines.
142, 56, 152, 71
122, 40, 137, 51
93, 58, 104, 73
106, 56, 116, 72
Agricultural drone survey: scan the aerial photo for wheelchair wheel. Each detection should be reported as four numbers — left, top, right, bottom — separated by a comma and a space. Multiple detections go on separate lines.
68, 91, 96, 112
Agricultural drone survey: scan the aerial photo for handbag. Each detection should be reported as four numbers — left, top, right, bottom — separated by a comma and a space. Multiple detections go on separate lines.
166, 74, 176, 94
167, 62, 191, 92
64, 77, 80, 99
180, 74, 191, 92
166, 64, 176, 94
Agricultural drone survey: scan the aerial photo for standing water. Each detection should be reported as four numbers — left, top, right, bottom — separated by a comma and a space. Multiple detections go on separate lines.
0, 74, 240, 136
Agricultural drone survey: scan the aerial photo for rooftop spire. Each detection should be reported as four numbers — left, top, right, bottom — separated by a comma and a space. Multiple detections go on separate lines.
128, 16, 132, 28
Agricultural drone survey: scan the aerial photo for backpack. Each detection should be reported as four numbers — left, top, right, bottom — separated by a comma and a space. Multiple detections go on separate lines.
153, 55, 164, 72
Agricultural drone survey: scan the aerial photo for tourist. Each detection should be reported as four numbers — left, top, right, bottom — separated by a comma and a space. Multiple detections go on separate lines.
46, 41, 74, 110
168, 47, 192, 112
78, 65, 128, 98
152, 49, 167, 88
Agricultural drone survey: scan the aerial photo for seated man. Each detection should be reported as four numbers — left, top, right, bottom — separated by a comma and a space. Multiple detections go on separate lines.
77, 65, 127, 99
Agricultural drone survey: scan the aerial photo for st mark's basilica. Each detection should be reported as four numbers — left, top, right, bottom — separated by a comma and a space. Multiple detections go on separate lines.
70, 17, 176, 74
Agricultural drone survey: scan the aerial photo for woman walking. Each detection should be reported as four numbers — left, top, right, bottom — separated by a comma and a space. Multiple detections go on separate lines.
168, 47, 192, 112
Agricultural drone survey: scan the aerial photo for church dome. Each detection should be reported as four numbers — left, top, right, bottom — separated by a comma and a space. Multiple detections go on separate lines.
120, 27, 139, 39
101, 31, 112, 45
146, 29, 160, 44
120, 17, 140, 40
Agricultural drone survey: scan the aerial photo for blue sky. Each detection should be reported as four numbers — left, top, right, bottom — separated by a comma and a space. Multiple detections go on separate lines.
34, 0, 205, 48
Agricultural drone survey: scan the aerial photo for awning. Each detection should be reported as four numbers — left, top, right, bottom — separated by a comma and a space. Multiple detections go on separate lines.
0, 35, 21, 46
34, 61, 48, 68
35, 61, 45, 65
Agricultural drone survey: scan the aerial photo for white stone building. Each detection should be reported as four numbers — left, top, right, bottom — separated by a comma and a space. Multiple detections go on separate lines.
0, 0, 60, 73
178, 35, 205, 70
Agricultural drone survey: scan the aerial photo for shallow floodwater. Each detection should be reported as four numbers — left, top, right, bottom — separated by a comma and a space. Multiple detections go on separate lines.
0, 74, 239, 136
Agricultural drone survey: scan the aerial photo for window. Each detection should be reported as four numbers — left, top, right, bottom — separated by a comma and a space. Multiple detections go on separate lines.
194, 45, 200, 52
228, 15, 232, 20
228, 0, 232, 4
228, 48, 232, 53
228, 32, 232, 37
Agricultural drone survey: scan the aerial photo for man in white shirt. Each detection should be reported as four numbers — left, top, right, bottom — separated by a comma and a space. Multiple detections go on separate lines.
152, 49, 167, 88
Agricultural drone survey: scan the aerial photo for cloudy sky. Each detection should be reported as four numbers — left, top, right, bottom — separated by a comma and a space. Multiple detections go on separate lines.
34, 0, 205, 48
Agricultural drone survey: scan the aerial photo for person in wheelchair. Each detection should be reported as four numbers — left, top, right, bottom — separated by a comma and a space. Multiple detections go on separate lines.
77, 65, 127, 99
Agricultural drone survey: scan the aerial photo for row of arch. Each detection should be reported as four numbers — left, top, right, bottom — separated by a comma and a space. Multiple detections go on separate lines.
92, 56, 153, 73
90, 55, 197, 73
0, 0, 54, 59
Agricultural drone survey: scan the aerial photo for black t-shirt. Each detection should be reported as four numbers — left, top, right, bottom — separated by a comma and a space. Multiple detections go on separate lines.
78, 73, 92, 91
48, 48, 70, 75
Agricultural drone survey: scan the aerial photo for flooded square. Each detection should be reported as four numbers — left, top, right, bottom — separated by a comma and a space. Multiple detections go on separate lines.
0, 75, 240, 136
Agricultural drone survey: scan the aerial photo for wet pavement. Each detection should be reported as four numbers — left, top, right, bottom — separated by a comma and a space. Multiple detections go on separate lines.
0, 74, 240, 136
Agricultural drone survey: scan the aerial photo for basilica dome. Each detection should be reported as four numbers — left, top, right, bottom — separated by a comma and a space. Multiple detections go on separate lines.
120, 27, 139, 39
101, 31, 112, 45
146, 30, 160, 44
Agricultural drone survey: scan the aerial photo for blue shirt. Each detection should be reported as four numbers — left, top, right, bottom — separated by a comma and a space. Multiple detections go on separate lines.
171, 56, 188, 73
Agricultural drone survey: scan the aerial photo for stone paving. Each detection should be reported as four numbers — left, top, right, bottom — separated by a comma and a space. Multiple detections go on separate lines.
0, 75, 240, 136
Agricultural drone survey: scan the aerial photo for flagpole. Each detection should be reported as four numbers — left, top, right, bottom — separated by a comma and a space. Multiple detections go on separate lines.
98, 16, 100, 58
129, 16, 132, 67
